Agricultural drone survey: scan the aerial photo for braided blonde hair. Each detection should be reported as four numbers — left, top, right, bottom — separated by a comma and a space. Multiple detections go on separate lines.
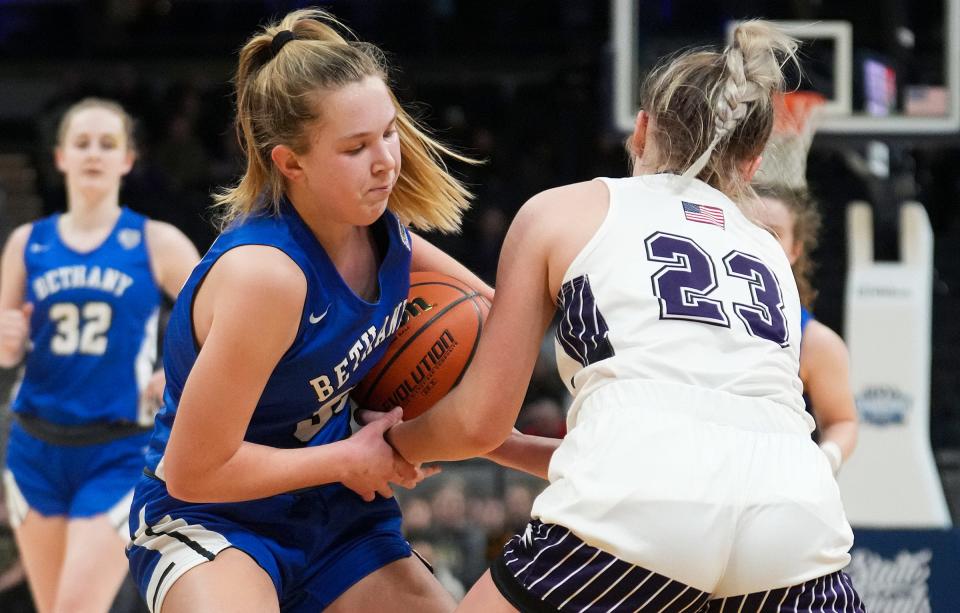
638, 21, 799, 216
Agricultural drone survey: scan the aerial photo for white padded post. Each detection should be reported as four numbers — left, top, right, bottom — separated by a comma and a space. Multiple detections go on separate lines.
839, 201, 950, 527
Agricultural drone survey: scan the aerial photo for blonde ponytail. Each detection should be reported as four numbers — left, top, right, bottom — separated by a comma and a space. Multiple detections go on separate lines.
215, 8, 475, 231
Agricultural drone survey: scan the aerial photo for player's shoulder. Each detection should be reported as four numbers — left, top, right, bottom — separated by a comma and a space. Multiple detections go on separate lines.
195, 245, 306, 358
4, 223, 34, 247
145, 219, 199, 260
515, 180, 608, 236
800, 319, 849, 366
214, 244, 306, 297
528, 179, 608, 208
2, 223, 34, 258
145, 218, 190, 246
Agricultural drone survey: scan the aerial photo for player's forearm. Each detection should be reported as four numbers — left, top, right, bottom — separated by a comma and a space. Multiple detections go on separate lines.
388, 400, 511, 464
820, 419, 858, 460
484, 431, 560, 480
164, 441, 354, 503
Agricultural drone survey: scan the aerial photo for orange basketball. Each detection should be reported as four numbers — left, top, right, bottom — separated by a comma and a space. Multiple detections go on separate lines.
354, 272, 490, 419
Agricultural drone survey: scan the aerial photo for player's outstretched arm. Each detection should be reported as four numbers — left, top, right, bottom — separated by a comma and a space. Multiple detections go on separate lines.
801, 319, 858, 474
387, 194, 560, 463
163, 246, 416, 503
483, 430, 561, 480
0, 224, 32, 368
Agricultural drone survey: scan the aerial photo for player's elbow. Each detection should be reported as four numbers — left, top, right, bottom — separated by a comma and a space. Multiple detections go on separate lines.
163, 458, 210, 502
460, 412, 513, 456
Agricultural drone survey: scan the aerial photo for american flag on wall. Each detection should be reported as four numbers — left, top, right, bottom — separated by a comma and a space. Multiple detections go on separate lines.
682, 201, 725, 229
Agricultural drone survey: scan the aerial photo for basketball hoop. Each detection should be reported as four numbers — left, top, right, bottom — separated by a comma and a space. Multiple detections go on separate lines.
773, 91, 828, 136
756, 91, 828, 189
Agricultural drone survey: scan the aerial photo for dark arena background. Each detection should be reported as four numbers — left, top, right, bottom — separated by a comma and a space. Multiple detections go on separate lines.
1, 1, 959, 611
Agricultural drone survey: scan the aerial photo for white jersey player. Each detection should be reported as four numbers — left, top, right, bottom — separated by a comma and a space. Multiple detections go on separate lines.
388, 20, 864, 612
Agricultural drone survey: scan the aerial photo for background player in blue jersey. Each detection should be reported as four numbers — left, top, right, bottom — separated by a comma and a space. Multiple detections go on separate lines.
388, 21, 864, 612
756, 184, 858, 475
0, 98, 199, 612
126, 9, 492, 613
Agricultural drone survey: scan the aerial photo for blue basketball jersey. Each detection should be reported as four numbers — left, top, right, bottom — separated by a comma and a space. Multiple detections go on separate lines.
800, 305, 813, 333
13, 208, 161, 426
799, 305, 819, 439
144, 200, 412, 477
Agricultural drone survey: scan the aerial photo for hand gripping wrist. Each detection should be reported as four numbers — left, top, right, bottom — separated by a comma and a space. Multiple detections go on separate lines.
384, 424, 414, 465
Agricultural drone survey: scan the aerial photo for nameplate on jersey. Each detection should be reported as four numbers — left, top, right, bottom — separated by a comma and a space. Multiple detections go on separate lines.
32, 265, 135, 301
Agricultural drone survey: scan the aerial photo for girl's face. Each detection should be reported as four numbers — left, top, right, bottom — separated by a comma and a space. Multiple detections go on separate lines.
55, 107, 134, 197
294, 76, 401, 227
759, 196, 801, 265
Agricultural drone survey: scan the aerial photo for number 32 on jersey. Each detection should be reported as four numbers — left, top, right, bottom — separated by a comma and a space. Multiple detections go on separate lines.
49, 301, 112, 355
645, 232, 790, 347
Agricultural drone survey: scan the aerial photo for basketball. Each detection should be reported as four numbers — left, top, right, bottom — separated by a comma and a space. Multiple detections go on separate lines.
353, 272, 490, 420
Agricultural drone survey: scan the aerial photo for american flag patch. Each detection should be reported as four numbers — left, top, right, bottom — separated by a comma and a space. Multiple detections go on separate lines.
682, 201, 725, 228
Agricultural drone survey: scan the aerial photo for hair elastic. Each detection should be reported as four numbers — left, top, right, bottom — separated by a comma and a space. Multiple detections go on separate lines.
270, 30, 297, 58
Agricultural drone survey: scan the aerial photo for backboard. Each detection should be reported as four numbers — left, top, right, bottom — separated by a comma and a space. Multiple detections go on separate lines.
611, 0, 959, 136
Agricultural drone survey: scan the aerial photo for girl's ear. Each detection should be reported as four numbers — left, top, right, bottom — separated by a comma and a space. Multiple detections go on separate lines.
629, 110, 649, 159
740, 155, 763, 184
271, 145, 304, 182
54, 147, 66, 173
787, 238, 803, 265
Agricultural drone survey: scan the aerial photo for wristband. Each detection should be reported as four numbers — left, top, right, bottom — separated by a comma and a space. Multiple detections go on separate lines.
820, 440, 843, 475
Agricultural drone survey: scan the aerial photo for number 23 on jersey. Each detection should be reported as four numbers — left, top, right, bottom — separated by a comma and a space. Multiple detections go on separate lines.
645, 232, 790, 347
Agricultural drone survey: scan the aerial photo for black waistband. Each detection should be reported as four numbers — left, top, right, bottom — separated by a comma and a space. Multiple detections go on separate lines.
14, 412, 151, 447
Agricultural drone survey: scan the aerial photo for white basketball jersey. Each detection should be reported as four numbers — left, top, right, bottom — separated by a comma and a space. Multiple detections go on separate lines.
555, 174, 806, 422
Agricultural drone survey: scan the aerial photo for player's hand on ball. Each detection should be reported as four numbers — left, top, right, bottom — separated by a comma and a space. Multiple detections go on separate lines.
343, 407, 412, 501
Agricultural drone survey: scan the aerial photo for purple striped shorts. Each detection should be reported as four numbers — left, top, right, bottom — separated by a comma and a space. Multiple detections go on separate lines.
491, 520, 866, 612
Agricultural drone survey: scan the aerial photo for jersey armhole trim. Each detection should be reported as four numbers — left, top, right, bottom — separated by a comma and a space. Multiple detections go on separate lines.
558, 178, 616, 291
141, 219, 168, 297
188, 243, 310, 355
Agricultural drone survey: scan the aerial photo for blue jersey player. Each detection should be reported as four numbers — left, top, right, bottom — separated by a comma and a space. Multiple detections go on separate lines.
757, 184, 858, 474
0, 99, 199, 613
125, 9, 491, 613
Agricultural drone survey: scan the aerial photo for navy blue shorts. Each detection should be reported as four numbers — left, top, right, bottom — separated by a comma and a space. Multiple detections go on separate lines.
3, 421, 148, 527
491, 520, 866, 612
127, 475, 413, 613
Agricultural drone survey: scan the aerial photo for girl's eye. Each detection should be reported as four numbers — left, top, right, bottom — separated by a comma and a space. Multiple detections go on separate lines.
347, 145, 364, 155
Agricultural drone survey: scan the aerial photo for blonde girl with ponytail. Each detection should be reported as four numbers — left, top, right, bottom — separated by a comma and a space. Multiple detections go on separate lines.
388, 21, 864, 611
126, 8, 490, 613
